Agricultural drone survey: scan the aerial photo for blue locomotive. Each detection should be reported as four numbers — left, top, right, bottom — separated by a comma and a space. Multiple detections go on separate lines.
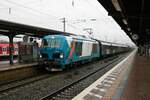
40, 34, 129, 71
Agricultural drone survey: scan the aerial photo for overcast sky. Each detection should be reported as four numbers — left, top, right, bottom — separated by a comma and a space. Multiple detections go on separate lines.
0, 0, 135, 46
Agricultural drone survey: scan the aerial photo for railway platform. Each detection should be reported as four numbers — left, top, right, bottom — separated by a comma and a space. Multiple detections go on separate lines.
0, 62, 38, 72
73, 49, 150, 100
0, 62, 39, 85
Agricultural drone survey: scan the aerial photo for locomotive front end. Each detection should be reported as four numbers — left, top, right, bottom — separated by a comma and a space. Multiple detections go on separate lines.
40, 35, 65, 71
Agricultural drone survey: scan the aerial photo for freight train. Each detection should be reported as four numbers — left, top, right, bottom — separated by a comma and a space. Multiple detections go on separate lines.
40, 34, 131, 71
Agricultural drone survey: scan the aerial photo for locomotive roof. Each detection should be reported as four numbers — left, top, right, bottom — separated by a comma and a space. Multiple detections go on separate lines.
44, 34, 97, 43
66, 35, 97, 42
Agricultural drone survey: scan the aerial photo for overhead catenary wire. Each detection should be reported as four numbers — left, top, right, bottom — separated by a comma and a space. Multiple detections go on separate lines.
0, 0, 91, 34
67, 23, 78, 30
67, 23, 91, 36
2, 0, 104, 25
5, 0, 59, 20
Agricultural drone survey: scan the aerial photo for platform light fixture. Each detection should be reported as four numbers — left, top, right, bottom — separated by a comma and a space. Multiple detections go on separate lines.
25, 33, 33, 35
112, 0, 122, 11
0, 29, 9, 32
127, 28, 131, 31
14, 36, 22, 38
122, 19, 128, 25
132, 34, 139, 40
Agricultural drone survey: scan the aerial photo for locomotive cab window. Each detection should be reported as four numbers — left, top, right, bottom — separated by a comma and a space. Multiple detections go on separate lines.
42, 39, 48, 47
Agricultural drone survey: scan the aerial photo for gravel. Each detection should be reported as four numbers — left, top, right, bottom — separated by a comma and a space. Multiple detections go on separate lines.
0, 55, 125, 100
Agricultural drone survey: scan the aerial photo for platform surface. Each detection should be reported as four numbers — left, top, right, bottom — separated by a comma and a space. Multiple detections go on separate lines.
119, 55, 150, 100
0, 61, 38, 72
73, 50, 137, 100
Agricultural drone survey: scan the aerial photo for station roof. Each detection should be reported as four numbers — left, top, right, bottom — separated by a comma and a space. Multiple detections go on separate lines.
98, 0, 150, 46
0, 19, 71, 38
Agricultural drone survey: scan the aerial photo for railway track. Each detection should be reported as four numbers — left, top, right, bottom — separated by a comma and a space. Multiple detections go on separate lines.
0, 53, 128, 100
0, 73, 52, 93
0, 54, 117, 93
41, 54, 126, 100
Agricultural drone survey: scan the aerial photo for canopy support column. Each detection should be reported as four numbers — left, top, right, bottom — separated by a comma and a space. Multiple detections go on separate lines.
8, 35, 15, 65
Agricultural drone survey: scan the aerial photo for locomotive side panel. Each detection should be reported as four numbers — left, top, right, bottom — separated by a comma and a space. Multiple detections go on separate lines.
66, 38, 100, 63
81, 41, 93, 57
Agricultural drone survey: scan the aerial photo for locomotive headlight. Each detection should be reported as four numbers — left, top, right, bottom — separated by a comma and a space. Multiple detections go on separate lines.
40, 54, 42, 58
60, 54, 63, 58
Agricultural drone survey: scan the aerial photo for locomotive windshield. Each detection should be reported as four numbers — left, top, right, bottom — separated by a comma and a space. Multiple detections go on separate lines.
42, 38, 61, 48
49, 39, 61, 48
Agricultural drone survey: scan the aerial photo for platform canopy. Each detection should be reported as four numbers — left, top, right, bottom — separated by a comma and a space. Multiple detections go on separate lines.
0, 19, 71, 37
0, 19, 75, 65
98, 0, 150, 46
